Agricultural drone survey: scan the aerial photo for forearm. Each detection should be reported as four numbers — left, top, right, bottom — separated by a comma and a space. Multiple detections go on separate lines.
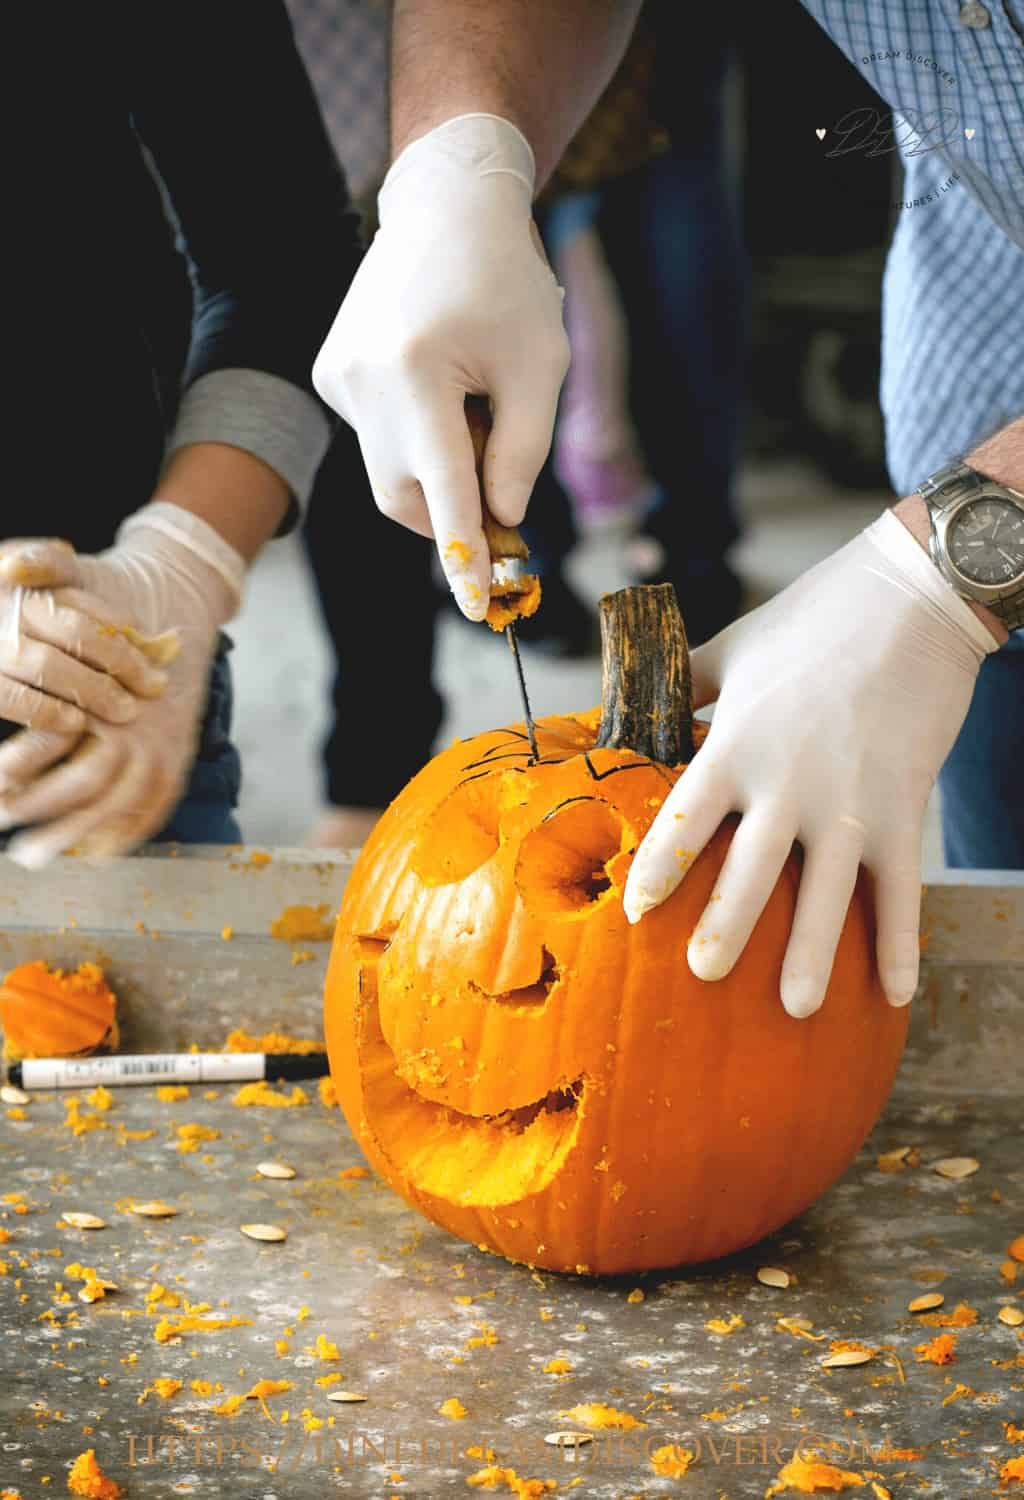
150, 442, 289, 565
891, 413, 1024, 646
390, 0, 643, 185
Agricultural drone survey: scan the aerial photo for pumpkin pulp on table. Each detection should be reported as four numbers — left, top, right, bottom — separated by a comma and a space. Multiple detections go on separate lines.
324, 586, 910, 1273
1, 960, 119, 1064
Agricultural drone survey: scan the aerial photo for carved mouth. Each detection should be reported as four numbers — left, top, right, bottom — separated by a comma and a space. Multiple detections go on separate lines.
354, 939, 582, 1207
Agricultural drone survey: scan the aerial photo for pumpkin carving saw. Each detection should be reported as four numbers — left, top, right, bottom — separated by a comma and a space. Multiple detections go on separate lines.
324, 586, 909, 1274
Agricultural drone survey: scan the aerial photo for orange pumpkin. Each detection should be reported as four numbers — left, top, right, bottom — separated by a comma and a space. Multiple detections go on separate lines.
0, 960, 119, 1064
324, 587, 909, 1274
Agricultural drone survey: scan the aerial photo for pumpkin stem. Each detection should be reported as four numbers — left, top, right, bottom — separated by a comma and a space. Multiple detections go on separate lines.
595, 584, 693, 763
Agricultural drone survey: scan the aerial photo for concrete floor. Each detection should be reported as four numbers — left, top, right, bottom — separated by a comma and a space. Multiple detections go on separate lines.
229, 457, 946, 870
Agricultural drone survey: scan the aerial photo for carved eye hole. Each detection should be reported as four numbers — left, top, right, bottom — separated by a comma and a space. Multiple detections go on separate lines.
411, 774, 511, 885
515, 797, 628, 916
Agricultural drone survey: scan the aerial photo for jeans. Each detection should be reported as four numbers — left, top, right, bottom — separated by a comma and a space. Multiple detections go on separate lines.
938, 629, 1024, 870
0, 639, 241, 849
155, 637, 242, 845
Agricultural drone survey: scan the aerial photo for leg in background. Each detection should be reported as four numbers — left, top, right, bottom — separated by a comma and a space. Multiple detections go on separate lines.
301, 422, 445, 844
938, 632, 1024, 870
156, 639, 243, 845
598, 31, 748, 646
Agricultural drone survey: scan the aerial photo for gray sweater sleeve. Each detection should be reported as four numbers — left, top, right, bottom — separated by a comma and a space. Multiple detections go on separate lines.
165, 368, 331, 523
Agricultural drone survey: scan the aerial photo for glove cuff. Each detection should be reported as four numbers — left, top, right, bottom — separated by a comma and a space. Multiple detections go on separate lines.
380, 114, 536, 216
116, 502, 246, 619
865, 509, 999, 661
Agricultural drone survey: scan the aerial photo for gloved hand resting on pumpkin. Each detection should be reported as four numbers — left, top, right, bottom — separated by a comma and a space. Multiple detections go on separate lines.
623, 504, 1002, 1019
0, 492, 247, 869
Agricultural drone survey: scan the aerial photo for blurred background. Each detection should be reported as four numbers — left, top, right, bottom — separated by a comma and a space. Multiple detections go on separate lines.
229, 1, 945, 866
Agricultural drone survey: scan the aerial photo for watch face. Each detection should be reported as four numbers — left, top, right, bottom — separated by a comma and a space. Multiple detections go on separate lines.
946, 498, 1024, 586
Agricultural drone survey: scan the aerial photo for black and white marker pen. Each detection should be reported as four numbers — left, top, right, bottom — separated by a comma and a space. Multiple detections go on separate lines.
7, 1051, 330, 1091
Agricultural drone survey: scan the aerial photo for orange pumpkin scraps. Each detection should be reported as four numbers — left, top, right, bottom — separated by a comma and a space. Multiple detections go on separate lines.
153, 1313, 252, 1344
440, 1397, 468, 1420
559, 1403, 645, 1431
707, 1314, 746, 1334
1, 961, 118, 1063
1006, 1424, 1024, 1443
324, 586, 909, 1274
916, 1301, 978, 1328
485, 575, 542, 633
765, 1454, 865, 1493
270, 905, 336, 943
224, 1028, 325, 1056
66, 1450, 122, 1499
232, 1080, 309, 1109
137, 1378, 182, 1404
650, 1443, 695, 1477
175, 1123, 220, 1153
915, 1333, 958, 1364
1001, 1457, 1024, 1486
1010, 1236, 1024, 1263
64, 1098, 108, 1138
466, 1468, 555, 1497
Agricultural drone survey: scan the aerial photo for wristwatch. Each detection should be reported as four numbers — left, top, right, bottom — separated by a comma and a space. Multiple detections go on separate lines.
916, 459, 1024, 630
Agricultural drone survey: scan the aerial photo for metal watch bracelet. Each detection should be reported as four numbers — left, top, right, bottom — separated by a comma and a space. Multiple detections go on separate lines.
917, 461, 1024, 631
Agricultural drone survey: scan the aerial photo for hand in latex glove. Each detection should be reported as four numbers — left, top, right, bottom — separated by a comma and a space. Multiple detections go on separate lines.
623, 511, 999, 1017
312, 114, 570, 620
0, 542, 172, 735
0, 503, 244, 867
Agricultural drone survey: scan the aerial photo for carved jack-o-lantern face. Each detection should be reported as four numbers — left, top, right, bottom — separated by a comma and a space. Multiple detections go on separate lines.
325, 731, 909, 1275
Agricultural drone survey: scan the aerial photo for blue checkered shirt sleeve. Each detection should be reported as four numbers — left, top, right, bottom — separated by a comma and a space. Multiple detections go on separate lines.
799, 0, 1024, 493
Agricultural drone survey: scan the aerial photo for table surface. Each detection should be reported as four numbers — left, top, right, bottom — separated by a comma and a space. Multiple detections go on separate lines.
1, 850, 1021, 1500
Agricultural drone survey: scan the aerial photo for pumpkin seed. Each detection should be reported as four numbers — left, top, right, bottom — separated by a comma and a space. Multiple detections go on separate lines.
821, 1349, 874, 1368
998, 1305, 1024, 1327
932, 1157, 979, 1179
327, 1390, 368, 1404
544, 1432, 594, 1448
1, 1084, 30, 1105
256, 1162, 296, 1180
61, 1212, 106, 1231
757, 1267, 791, 1288
240, 1222, 287, 1242
908, 1293, 945, 1313
128, 1200, 179, 1218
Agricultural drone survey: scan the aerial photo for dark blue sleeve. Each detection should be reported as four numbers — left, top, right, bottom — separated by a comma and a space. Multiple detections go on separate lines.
128, 0, 364, 410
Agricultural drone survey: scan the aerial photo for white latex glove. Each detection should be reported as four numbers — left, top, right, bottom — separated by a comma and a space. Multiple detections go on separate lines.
312, 113, 570, 620
0, 503, 244, 868
623, 511, 999, 1018
0, 542, 172, 734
